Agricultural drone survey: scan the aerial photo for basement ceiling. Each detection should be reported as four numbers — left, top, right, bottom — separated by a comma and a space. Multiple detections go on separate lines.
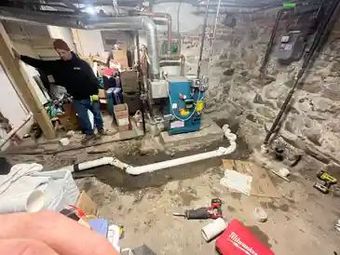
0, 0, 326, 24
0, 0, 314, 13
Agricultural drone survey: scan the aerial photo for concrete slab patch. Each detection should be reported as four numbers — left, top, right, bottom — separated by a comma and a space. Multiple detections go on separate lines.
160, 116, 224, 151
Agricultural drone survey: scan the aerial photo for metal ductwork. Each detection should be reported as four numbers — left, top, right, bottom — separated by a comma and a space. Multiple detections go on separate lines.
84, 16, 159, 77
0, 7, 160, 77
0, 7, 85, 27
131, 11, 172, 55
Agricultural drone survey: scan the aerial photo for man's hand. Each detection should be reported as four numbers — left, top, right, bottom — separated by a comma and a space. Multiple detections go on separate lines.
12, 48, 20, 59
0, 211, 119, 255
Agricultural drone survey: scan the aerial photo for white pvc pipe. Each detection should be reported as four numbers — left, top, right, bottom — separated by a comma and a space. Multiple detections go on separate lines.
60, 156, 131, 173
0, 190, 44, 213
76, 157, 113, 171
201, 218, 227, 242
126, 146, 234, 175
126, 124, 237, 175
60, 157, 115, 172
57, 124, 237, 176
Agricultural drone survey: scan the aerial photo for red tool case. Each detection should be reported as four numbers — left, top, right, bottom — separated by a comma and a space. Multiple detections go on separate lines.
216, 219, 275, 255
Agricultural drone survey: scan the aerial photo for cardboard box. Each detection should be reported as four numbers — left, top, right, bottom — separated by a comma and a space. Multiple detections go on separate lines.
118, 124, 130, 132
114, 103, 129, 119
76, 191, 98, 216
98, 89, 106, 99
112, 49, 128, 68
113, 49, 127, 59
114, 103, 130, 131
117, 117, 129, 126
120, 70, 139, 93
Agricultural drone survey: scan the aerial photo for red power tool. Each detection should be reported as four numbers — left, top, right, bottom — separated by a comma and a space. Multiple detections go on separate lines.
173, 198, 223, 220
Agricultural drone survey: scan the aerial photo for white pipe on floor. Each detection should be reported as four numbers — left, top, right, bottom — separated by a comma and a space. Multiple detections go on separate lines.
61, 156, 131, 173
76, 157, 114, 171
125, 124, 237, 175
59, 124, 237, 176
125, 146, 234, 175
60, 157, 114, 172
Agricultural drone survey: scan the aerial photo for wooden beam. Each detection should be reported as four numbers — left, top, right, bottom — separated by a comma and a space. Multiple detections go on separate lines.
0, 27, 55, 139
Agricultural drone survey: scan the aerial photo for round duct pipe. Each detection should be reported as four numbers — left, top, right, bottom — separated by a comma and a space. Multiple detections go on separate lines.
0, 7, 160, 77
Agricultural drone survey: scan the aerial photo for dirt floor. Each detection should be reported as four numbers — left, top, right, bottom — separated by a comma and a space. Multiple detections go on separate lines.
73, 141, 339, 255
3, 121, 340, 255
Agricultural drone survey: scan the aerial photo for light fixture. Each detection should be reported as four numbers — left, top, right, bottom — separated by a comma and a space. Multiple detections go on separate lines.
84, 5, 96, 15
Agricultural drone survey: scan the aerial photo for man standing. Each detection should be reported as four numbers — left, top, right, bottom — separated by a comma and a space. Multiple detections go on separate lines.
15, 39, 104, 143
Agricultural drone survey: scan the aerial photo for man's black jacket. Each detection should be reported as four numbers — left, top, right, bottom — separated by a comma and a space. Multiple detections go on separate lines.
21, 52, 99, 100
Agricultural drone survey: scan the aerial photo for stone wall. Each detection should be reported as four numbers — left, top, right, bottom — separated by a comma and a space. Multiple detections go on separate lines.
180, 9, 340, 165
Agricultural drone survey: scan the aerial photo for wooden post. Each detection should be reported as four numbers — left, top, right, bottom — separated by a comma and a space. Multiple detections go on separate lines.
0, 29, 55, 139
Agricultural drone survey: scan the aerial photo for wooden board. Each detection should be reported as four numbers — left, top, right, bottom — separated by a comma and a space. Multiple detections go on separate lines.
76, 191, 98, 216
222, 160, 280, 198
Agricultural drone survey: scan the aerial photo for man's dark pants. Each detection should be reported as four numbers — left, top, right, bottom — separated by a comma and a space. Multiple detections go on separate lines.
73, 99, 103, 135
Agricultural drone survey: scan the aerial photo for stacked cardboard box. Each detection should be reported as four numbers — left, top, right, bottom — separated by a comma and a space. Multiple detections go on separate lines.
114, 103, 130, 131
112, 49, 128, 69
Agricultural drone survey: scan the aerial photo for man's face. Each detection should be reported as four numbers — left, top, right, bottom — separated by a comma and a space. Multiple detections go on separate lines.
56, 49, 72, 61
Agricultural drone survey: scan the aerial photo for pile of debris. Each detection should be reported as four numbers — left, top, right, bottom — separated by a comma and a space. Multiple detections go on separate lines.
0, 160, 148, 254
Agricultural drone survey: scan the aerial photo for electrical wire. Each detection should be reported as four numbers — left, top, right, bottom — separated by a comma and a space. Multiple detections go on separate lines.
197, 0, 210, 78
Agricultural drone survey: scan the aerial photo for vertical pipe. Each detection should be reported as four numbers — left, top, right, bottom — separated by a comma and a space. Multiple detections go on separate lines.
180, 55, 185, 76
259, 9, 283, 76
136, 32, 146, 134
166, 13, 172, 55
131, 12, 172, 56
197, 0, 210, 79
177, 0, 182, 35
209, 0, 221, 59
140, 17, 160, 79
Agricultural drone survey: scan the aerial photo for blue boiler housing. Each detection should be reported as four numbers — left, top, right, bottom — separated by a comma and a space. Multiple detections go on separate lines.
167, 78, 204, 135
